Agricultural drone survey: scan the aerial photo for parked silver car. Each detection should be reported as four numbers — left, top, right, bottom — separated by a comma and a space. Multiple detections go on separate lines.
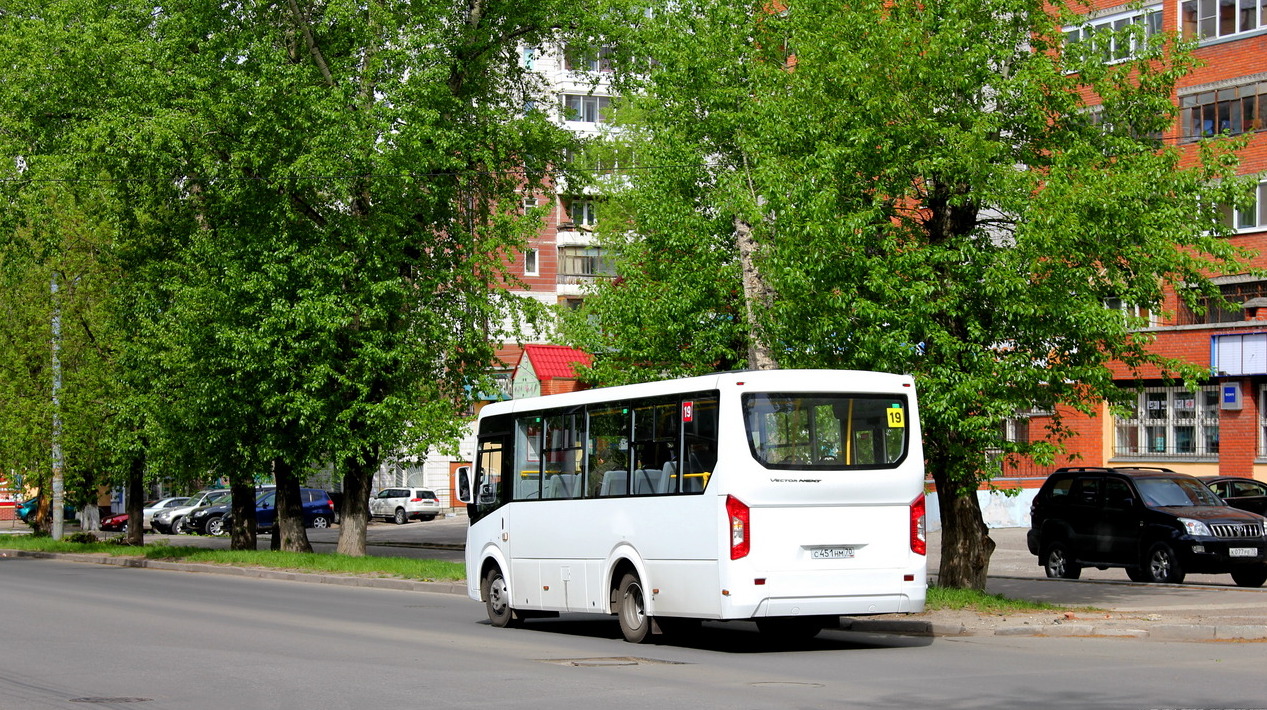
152, 489, 231, 534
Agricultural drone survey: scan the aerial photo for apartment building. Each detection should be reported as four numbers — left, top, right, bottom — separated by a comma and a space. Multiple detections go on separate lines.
375, 43, 614, 502
987, 0, 1267, 525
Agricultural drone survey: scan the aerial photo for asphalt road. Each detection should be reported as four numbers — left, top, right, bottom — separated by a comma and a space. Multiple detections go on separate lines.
4, 556, 1267, 710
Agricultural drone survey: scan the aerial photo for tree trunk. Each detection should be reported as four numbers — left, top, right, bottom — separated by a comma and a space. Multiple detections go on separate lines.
335, 451, 377, 557
734, 216, 778, 370
931, 460, 996, 590
125, 454, 145, 545
272, 458, 312, 553
229, 480, 257, 551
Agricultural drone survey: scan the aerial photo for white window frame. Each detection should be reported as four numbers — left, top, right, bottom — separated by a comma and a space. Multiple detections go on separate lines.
568, 198, 597, 227
562, 94, 611, 124
1104, 297, 1162, 328
1181, 0, 1267, 42
524, 248, 538, 277
1221, 178, 1267, 232
1065, 6, 1162, 63
1114, 386, 1220, 457
1259, 384, 1267, 458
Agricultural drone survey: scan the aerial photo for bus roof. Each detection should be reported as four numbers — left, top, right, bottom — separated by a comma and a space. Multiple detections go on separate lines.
477, 369, 915, 418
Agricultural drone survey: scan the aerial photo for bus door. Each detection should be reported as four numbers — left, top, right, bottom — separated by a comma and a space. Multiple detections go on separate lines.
470, 432, 510, 530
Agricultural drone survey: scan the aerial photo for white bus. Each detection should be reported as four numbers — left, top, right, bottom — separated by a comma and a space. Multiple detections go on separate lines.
456, 369, 926, 643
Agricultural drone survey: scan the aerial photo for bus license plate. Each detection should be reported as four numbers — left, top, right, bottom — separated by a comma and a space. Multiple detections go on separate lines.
811, 547, 855, 559
1229, 547, 1258, 557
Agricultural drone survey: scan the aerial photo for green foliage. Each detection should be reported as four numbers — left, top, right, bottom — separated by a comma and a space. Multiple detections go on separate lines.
571, 0, 1250, 483
1, 0, 645, 549
564, 0, 1254, 586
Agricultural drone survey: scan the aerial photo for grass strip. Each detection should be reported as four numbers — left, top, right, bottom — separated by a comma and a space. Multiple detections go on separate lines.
926, 584, 1066, 613
0, 535, 466, 582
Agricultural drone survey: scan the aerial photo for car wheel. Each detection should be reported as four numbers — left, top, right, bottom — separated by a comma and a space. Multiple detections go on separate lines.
1230, 566, 1267, 588
1145, 542, 1186, 584
616, 573, 651, 643
205, 516, 226, 537
1043, 542, 1081, 579
1125, 566, 1150, 583
311, 515, 331, 529
393, 508, 407, 525
171, 516, 186, 535
482, 567, 519, 628
121, 522, 129, 534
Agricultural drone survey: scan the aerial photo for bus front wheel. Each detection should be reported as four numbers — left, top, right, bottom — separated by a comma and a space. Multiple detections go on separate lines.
616, 573, 651, 643
483, 568, 520, 628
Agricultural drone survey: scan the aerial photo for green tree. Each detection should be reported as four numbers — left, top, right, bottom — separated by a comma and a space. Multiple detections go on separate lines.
1, 0, 642, 552
564, 0, 1253, 588
0, 185, 126, 536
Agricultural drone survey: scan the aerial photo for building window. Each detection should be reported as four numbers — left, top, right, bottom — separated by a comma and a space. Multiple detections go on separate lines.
1176, 279, 1267, 325
1259, 385, 1267, 458
564, 45, 613, 72
1065, 7, 1162, 62
1114, 386, 1220, 457
1180, 80, 1266, 143
1182, 0, 1267, 41
562, 94, 611, 123
559, 247, 615, 279
1219, 178, 1267, 232
524, 248, 538, 276
1105, 297, 1161, 328
568, 198, 597, 228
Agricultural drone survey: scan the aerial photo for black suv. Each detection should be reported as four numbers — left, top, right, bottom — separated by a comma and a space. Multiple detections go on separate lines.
1027, 467, 1267, 587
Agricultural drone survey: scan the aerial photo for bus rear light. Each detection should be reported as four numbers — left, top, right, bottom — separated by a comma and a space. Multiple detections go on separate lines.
911, 494, 926, 556
726, 495, 750, 560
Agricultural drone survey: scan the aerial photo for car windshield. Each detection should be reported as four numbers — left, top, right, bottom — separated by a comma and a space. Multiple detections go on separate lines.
1137, 477, 1223, 507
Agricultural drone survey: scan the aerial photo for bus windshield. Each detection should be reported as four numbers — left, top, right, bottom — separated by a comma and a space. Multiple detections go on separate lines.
743, 393, 909, 469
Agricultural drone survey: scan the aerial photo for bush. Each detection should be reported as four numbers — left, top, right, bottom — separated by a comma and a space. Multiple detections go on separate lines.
63, 532, 98, 544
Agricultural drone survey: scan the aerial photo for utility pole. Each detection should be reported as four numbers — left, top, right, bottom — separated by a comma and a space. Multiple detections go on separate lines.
51, 271, 65, 540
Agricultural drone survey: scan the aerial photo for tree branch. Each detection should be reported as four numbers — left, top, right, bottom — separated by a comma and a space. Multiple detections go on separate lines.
286, 0, 336, 88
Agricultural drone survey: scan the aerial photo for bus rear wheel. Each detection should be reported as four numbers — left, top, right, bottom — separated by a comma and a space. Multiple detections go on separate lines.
616, 573, 651, 644
482, 568, 519, 628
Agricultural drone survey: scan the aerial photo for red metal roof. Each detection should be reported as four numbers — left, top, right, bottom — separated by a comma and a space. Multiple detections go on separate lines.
520, 344, 592, 381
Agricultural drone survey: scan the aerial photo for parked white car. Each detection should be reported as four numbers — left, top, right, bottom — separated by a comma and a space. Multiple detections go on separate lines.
370, 487, 441, 524
142, 497, 189, 531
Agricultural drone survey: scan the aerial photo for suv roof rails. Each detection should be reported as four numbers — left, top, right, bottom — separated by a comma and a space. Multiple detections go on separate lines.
1051, 465, 1179, 474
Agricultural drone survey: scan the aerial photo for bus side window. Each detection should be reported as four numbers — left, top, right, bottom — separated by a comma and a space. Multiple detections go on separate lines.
682, 396, 718, 493
588, 405, 630, 497
544, 413, 584, 499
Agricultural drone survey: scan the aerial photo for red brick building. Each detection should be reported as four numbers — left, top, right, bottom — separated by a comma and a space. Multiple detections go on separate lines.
1008, 1, 1267, 493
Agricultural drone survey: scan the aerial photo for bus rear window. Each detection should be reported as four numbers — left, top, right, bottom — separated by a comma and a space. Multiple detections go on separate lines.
743, 393, 909, 469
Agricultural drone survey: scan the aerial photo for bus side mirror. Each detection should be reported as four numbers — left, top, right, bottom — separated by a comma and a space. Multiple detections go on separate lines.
456, 466, 473, 505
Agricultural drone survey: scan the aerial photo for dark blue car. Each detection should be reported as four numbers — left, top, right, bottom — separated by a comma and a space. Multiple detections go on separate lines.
225, 488, 336, 532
